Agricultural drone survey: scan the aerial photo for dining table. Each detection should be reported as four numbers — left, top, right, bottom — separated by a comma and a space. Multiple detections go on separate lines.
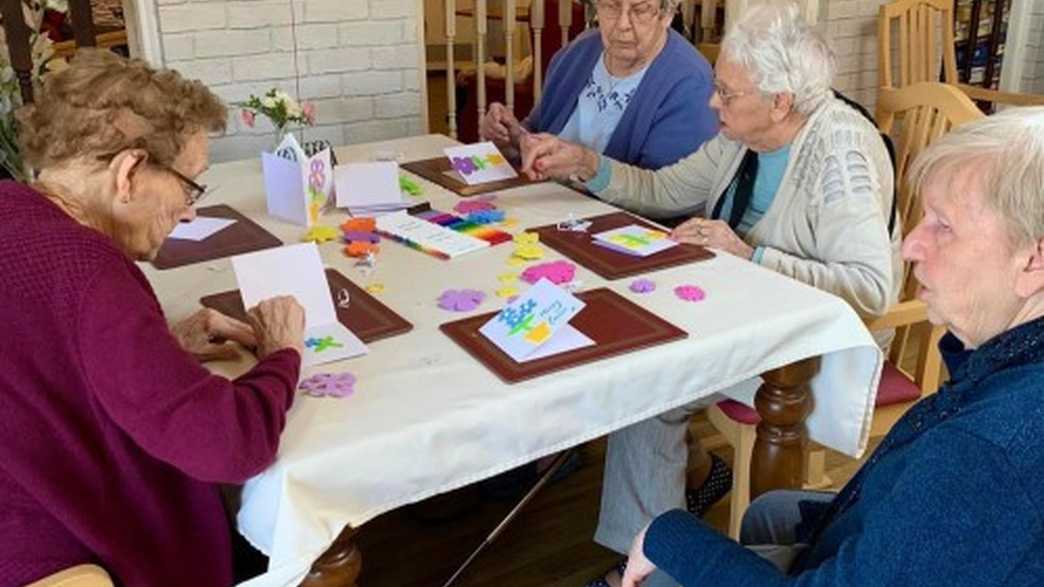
141, 133, 883, 586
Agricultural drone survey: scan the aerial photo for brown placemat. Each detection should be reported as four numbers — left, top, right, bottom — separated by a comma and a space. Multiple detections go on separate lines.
402, 156, 544, 197
200, 269, 412, 343
152, 204, 283, 270
530, 212, 715, 280
440, 288, 687, 383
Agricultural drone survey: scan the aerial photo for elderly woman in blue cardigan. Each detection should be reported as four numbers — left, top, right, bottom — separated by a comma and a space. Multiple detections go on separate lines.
619, 107, 1044, 586
479, 0, 717, 173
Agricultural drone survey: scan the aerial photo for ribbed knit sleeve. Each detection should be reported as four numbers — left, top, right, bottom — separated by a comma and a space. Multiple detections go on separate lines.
75, 262, 301, 484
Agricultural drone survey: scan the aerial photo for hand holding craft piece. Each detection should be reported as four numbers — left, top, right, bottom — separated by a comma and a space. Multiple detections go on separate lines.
521, 260, 576, 285
438, 289, 486, 312
299, 372, 357, 398
674, 285, 706, 302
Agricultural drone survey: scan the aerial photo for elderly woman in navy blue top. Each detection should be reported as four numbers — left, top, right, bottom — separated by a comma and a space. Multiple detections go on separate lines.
479, 0, 717, 172
620, 108, 1044, 586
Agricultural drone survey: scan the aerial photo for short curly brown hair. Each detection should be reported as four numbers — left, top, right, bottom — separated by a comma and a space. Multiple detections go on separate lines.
18, 49, 227, 170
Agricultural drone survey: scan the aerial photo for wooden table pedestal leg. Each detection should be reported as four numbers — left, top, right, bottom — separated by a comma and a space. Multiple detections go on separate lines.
751, 357, 820, 500
299, 525, 362, 587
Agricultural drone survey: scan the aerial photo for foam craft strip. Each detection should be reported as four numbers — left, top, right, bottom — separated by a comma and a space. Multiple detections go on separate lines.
415, 209, 513, 246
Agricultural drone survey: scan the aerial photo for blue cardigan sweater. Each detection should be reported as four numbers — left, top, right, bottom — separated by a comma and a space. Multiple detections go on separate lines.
524, 29, 717, 169
645, 318, 1044, 585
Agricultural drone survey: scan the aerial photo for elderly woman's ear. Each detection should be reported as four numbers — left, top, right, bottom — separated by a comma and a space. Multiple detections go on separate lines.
769, 92, 796, 123
110, 149, 150, 204
1015, 238, 1044, 300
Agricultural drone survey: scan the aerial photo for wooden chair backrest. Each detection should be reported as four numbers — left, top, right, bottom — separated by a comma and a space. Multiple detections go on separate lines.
878, 0, 958, 89
1, 0, 98, 104
875, 82, 982, 374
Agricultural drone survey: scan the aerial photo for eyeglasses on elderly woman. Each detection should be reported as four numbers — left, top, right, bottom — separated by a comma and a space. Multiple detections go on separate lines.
162, 164, 209, 206
94, 151, 209, 207
595, 0, 661, 25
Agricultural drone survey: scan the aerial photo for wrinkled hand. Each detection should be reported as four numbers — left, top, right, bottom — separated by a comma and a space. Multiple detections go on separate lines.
171, 308, 258, 362
671, 217, 754, 260
479, 102, 524, 150
622, 525, 657, 587
246, 296, 306, 359
519, 132, 599, 181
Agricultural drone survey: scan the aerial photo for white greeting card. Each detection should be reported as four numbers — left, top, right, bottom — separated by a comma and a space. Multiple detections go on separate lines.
167, 216, 236, 241
231, 243, 367, 367
479, 278, 590, 363
592, 224, 679, 257
443, 141, 518, 185
334, 161, 409, 215
262, 134, 334, 227
375, 210, 489, 259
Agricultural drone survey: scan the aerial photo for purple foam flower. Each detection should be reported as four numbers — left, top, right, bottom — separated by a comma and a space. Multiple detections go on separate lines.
520, 260, 576, 285
452, 156, 477, 175
453, 199, 497, 215
630, 278, 656, 294
299, 372, 357, 398
674, 285, 706, 302
438, 288, 486, 311
343, 229, 380, 244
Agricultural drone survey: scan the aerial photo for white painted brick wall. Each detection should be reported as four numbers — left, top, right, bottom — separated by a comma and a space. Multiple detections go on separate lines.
1026, 1, 1044, 94
155, 0, 424, 163
821, 0, 892, 113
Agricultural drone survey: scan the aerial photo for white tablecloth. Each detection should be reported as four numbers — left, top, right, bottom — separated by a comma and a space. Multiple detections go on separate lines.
141, 135, 882, 586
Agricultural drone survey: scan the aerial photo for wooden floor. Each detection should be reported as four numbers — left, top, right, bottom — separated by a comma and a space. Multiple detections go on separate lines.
357, 414, 876, 587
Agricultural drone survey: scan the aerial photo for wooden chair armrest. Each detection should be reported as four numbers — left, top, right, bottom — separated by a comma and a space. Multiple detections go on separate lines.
956, 84, 1044, 107
26, 565, 113, 587
864, 299, 929, 331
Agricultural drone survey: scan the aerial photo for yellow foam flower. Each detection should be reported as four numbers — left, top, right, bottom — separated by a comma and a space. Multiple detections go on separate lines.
301, 225, 339, 243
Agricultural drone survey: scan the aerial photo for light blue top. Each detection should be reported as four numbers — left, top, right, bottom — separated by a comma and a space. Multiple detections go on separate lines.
559, 53, 650, 154
717, 144, 792, 236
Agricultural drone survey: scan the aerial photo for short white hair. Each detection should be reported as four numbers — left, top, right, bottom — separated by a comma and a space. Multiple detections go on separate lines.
721, 1, 836, 116
908, 106, 1044, 247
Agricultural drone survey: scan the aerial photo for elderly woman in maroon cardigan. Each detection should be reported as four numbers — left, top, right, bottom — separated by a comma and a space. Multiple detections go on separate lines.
0, 50, 304, 586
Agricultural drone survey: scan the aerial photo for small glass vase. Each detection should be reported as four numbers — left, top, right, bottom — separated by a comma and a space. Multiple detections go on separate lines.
272, 125, 289, 152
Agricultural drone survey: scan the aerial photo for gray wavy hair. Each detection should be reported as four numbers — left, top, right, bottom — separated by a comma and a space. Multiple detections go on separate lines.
908, 107, 1044, 248
585, 0, 683, 17
721, 1, 836, 116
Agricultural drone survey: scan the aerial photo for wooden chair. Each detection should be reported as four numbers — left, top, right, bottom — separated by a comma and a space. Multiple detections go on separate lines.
706, 82, 983, 540
0, 0, 99, 104
878, 0, 1044, 111
26, 565, 113, 587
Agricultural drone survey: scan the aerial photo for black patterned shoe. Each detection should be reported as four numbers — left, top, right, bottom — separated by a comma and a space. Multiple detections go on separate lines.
685, 453, 732, 517
584, 558, 628, 587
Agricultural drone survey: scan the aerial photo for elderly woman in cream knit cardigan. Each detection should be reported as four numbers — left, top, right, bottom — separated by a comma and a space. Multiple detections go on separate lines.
522, 4, 901, 587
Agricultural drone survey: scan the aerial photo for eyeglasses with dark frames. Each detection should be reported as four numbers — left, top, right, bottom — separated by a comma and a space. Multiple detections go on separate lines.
162, 164, 209, 206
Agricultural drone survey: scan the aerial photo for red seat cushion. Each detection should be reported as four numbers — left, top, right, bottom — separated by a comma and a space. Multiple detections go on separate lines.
717, 361, 923, 426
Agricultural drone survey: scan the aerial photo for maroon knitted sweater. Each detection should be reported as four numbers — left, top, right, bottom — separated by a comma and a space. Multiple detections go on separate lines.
0, 181, 300, 586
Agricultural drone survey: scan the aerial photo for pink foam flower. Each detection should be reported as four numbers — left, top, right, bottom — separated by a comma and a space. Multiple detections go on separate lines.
302, 101, 317, 126
240, 108, 255, 128
674, 285, 706, 302
520, 260, 576, 285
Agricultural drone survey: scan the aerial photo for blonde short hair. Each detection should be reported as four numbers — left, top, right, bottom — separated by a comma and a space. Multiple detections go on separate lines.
18, 49, 226, 170
907, 106, 1044, 247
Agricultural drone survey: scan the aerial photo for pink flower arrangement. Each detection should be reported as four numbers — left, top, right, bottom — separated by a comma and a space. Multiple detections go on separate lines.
238, 88, 316, 133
